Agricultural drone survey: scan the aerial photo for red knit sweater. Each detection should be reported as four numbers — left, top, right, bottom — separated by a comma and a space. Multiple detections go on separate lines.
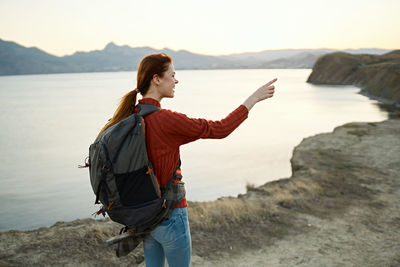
138, 98, 249, 208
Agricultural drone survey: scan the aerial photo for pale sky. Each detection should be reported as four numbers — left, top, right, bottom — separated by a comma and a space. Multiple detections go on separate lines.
0, 0, 399, 56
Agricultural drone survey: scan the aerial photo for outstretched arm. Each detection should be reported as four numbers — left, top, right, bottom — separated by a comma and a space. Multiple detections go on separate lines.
243, 78, 277, 111
157, 78, 277, 146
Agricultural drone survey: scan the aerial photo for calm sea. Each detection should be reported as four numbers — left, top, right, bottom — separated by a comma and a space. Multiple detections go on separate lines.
0, 69, 387, 230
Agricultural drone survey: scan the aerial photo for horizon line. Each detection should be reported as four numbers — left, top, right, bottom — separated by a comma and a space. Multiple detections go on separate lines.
0, 38, 395, 58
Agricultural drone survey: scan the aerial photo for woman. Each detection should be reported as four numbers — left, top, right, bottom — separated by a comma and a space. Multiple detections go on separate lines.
99, 53, 276, 267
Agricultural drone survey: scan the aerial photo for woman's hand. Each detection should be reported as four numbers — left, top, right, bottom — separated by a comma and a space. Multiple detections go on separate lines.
243, 78, 277, 111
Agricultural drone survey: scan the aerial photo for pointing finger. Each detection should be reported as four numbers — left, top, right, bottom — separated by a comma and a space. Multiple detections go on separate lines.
265, 78, 278, 86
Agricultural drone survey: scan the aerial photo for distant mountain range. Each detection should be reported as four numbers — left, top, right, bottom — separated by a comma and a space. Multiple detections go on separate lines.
0, 38, 392, 75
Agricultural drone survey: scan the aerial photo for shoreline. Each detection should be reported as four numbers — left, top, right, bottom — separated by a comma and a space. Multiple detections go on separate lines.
359, 90, 400, 110
1, 117, 399, 266
2, 96, 396, 233
2, 111, 392, 233
0, 70, 392, 233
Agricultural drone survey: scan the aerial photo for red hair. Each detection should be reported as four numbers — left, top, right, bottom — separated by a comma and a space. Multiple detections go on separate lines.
98, 53, 172, 136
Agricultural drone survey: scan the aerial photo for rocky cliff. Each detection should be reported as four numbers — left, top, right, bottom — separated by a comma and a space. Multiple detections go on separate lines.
1, 119, 399, 266
307, 51, 400, 105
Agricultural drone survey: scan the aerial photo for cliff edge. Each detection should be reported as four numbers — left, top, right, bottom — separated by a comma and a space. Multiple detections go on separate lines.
307, 51, 400, 105
1, 119, 399, 266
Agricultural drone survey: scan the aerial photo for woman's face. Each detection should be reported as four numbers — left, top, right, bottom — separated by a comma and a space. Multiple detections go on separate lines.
157, 63, 178, 99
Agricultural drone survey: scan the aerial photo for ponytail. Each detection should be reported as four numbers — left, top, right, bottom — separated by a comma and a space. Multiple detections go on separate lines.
98, 52, 172, 137
97, 89, 138, 136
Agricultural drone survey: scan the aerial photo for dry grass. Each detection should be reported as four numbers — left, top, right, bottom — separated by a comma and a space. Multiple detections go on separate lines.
248, 178, 323, 203
183, 176, 326, 257
182, 173, 334, 259
188, 198, 266, 230
186, 177, 323, 235
186, 195, 295, 258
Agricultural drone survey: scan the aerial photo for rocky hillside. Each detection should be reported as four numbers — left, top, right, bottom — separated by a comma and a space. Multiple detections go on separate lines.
1, 119, 399, 266
307, 51, 400, 105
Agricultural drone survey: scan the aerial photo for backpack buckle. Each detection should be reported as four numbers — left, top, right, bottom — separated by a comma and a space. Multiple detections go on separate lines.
92, 206, 106, 217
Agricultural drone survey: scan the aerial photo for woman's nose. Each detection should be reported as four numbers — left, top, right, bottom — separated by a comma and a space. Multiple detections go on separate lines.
175, 79, 179, 84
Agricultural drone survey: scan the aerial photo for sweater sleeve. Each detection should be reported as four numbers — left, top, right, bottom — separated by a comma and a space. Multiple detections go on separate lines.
160, 105, 249, 146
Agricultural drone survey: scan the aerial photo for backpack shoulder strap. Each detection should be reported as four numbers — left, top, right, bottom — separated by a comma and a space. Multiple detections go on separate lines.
136, 103, 160, 117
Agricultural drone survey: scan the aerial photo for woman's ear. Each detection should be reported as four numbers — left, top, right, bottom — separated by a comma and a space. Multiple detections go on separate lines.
152, 74, 160, 86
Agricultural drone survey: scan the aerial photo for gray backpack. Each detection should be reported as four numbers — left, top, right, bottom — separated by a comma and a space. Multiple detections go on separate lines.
81, 103, 185, 236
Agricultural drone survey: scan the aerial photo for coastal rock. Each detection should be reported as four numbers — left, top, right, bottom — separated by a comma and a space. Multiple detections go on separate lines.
1, 119, 399, 266
307, 51, 400, 105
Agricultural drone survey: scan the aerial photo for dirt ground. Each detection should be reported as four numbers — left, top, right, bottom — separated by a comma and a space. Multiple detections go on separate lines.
190, 119, 400, 266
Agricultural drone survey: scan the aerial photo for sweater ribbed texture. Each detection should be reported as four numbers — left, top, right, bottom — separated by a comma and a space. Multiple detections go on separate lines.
138, 98, 249, 208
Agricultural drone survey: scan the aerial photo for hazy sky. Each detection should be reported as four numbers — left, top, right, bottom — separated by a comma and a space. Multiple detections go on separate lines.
0, 0, 399, 56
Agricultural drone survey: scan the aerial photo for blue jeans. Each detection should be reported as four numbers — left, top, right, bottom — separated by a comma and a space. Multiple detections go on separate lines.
143, 207, 192, 267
